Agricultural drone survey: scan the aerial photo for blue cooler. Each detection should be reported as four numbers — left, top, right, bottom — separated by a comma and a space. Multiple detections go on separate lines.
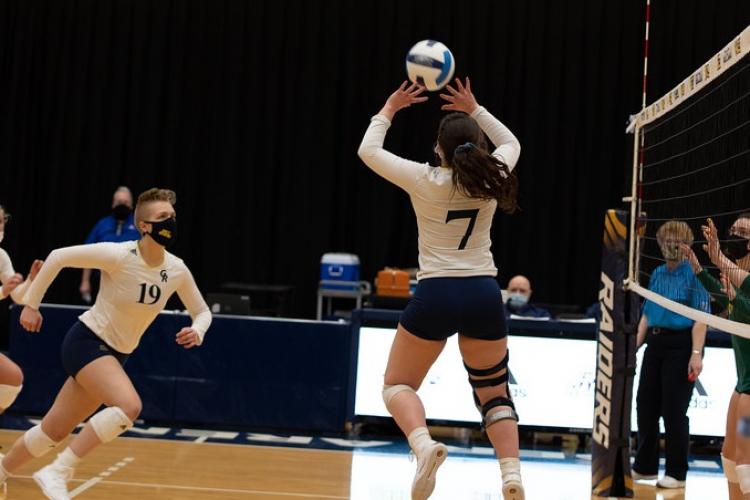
320, 253, 360, 291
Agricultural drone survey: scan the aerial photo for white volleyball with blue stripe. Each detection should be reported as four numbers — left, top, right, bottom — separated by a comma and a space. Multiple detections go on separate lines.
405, 40, 455, 91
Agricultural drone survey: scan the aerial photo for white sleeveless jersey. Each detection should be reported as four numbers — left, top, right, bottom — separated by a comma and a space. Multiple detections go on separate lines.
358, 106, 521, 280
0, 247, 33, 304
24, 241, 212, 354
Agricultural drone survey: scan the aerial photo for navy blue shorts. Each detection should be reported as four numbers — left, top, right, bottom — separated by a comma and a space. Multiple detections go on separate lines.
400, 276, 507, 341
61, 321, 129, 378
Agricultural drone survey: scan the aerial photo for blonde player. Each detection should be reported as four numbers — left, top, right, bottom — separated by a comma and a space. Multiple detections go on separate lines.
0, 189, 212, 500
358, 78, 523, 500
0, 204, 42, 418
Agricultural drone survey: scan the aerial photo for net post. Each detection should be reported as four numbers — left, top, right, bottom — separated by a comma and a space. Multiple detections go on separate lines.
592, 209, 639, 498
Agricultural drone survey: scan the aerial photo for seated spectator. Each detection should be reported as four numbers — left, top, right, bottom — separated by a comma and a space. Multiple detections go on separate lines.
504, 275, 551, 318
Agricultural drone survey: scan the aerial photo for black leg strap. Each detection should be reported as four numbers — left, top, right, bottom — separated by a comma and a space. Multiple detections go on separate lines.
463, 351, 509, 377
468, 372, 509, 389
481, 396, 516, 414
464, 352, 517, 429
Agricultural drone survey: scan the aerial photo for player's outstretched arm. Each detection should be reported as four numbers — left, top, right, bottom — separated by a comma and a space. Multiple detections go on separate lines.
23, 243, 124, 312
440, 77, 521, 170
358, 82, 430, 192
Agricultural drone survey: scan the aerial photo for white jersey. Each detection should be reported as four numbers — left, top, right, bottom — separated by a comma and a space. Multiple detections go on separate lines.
24, 241, 212, 354
358, 106, 521, 280
0, 247, 33, 304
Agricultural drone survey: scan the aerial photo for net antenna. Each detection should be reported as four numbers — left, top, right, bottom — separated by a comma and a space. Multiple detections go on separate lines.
625, 25, 750, 338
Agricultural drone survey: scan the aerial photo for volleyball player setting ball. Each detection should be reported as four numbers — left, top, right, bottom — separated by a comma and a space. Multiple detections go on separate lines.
358, 72, 523, 498
0, 188, 212, 500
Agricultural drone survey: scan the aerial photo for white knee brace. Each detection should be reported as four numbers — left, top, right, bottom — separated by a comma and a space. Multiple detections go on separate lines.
89, 407, 133, 443
736, 464, 750, 494
23, 424, 59, 457
0, 384, 22, 410
382, 384, 415, 408
723, 455, 738, 483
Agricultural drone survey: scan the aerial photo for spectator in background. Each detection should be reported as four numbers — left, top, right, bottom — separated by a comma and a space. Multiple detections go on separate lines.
504, 275, 551, 318
79, 187, 140, 303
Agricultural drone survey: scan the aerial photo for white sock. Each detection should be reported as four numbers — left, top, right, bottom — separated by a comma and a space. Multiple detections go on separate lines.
0, 458, 8, 482
499, 457, 522, 483
54, 448, 80, 469
407, 427, 433, 454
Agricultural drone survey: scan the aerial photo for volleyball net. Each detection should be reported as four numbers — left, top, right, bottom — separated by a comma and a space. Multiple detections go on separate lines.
627, 25, 750, 338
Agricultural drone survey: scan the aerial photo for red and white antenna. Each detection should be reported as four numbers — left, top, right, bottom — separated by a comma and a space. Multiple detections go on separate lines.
641, 0, 651, 109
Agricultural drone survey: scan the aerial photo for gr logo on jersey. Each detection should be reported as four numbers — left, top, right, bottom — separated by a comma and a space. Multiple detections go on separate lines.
160, 270, 168, 282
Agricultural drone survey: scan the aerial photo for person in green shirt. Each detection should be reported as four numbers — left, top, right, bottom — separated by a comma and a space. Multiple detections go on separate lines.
683, 214, 750, 500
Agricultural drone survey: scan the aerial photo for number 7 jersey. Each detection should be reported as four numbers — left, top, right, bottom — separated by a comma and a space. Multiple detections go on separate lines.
23, 241, 212, 354
358, 106, 521, 280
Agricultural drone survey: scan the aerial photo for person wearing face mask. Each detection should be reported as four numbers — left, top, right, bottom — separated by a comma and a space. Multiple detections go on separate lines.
631, 220, 710, 489
504, 275, 551, 319
682, 215, 750, 499
0, 188, 211, 500
79, 186, 140, 303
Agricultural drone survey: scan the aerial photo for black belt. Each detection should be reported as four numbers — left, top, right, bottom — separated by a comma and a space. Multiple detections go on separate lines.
648, 327, 690, 335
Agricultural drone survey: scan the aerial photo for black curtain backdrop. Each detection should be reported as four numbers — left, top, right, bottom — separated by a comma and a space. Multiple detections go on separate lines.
0, 0, 748, 324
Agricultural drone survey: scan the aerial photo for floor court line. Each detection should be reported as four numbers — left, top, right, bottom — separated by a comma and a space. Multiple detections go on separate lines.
16, 474, 350, 499
69, 456, 134, 497
69, 476, 103, 498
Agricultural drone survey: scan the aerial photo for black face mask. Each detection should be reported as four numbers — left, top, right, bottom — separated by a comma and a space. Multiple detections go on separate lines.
724, 235, 750, 262
145, 217, 177, 248
112, 204, 131, 221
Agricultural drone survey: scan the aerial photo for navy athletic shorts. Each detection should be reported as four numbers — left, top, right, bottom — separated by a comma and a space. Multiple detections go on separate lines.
61, 321, 129, 378
399, 276, 507, 341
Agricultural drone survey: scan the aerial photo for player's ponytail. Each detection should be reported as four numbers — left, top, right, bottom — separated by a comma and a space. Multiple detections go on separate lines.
437, 113, 519, 214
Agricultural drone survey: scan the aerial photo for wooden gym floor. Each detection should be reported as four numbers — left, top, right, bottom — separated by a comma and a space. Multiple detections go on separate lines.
0, 429, 727, 499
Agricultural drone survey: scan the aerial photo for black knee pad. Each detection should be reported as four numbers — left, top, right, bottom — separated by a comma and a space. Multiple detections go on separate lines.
464, 351, 519, 428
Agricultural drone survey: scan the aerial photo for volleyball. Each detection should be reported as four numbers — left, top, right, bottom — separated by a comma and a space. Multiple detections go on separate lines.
405, 40, 455, 91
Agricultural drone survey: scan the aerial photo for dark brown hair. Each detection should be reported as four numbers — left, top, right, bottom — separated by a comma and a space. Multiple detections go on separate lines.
437, 113, 518, 213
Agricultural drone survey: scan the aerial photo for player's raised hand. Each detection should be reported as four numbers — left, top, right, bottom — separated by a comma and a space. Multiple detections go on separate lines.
440, 77, 479, 114
20, 305, 43, 333
679, 243, 702, 275
176, 327, 202, 349
701, 218, 725, 267
380, 81, 428, 120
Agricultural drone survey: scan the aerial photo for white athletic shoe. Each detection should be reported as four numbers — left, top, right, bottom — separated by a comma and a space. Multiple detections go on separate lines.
631, 469, 658, 481
656, 475, 686, 489
411, 441, 447, 500
502, 478, 525, 500
33, 463, 73, 500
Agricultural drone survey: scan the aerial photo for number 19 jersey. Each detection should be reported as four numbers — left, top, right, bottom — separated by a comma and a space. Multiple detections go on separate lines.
358, 106, 521, 280
24, 241, 211, 354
